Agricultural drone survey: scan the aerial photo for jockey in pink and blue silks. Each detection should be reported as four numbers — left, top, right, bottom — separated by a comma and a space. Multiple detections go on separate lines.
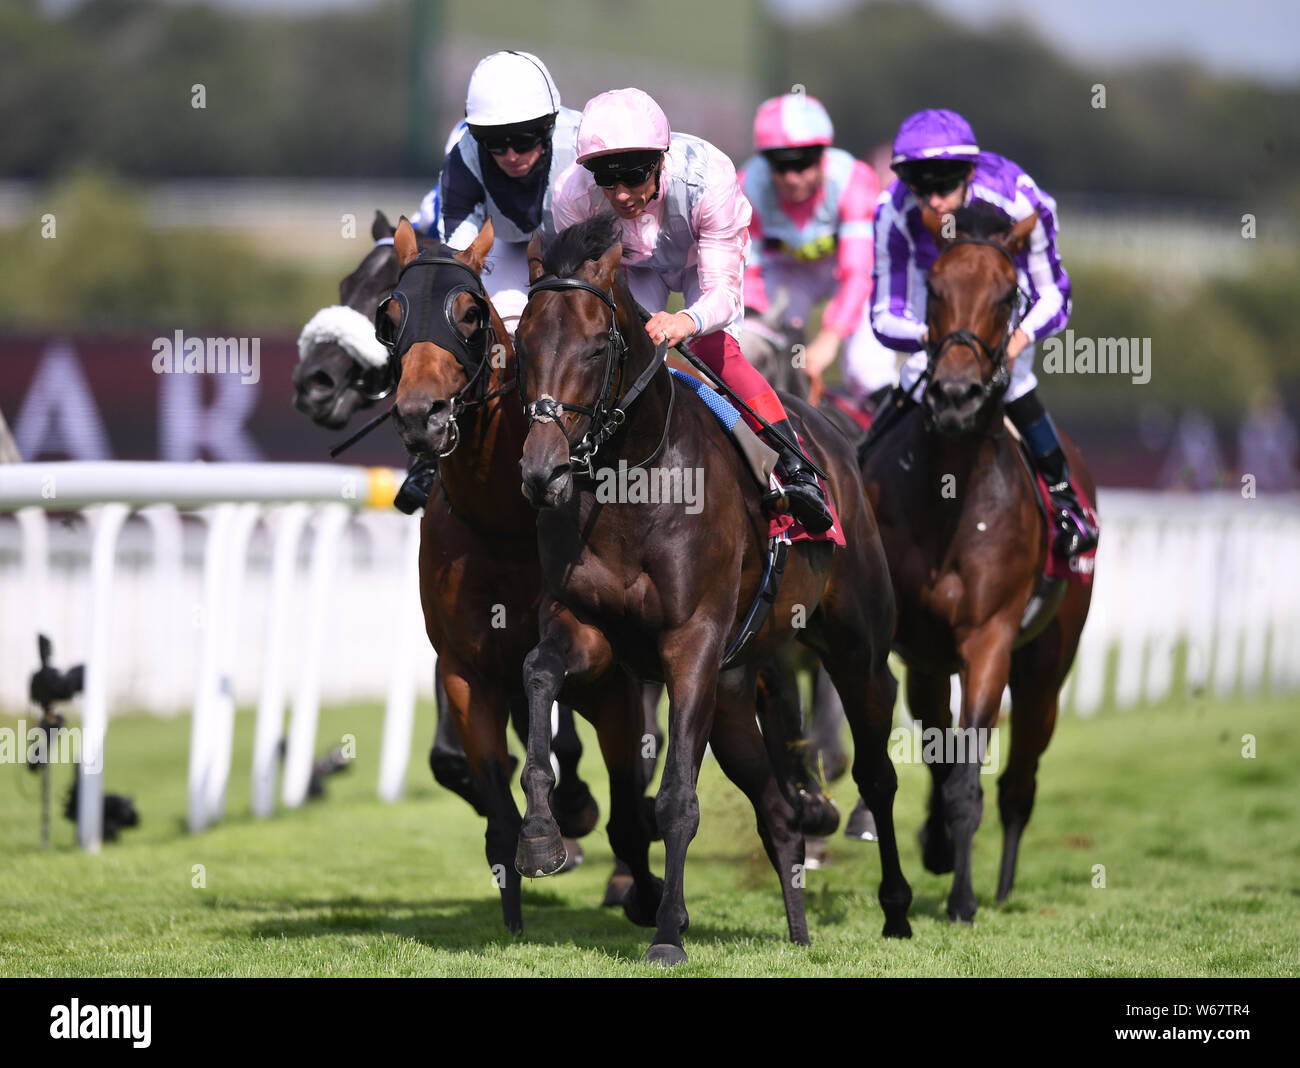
870, 108, 1098, 559
740, 93, 898, 407
551, 87, 834, 533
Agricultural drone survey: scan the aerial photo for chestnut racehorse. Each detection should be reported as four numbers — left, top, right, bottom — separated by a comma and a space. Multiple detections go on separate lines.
860, 204, 1095, 922
292, 211, 602, 854
513, 217, 910, 966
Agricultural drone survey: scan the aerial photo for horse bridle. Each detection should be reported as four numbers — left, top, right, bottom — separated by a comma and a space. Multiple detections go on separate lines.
923, 236, 1030, 405
373, 250, 515, 458
522, 275, 671, 478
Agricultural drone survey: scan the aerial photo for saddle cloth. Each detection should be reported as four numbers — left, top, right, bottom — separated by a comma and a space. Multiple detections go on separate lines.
670, 369, 844, 547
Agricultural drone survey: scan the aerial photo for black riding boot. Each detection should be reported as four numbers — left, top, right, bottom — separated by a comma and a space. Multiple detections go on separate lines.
1006, 391, 1098, 558
394, 457, 437, 515
764, 418, 834, 534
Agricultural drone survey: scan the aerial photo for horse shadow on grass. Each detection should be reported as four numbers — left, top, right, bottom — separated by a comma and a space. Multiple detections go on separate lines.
226, 892, 791, 963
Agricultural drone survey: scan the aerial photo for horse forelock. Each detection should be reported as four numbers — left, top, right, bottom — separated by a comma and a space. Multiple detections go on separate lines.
542, 215, 621, 279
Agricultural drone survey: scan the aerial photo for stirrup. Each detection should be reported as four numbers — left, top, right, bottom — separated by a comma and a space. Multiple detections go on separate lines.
766, 468, 833, 534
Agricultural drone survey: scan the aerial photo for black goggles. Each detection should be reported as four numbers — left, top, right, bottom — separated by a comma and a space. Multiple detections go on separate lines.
478, 130, 546, 155
897, 162, 972, 197
585, 153, 661, 189
763, 147, 824, 174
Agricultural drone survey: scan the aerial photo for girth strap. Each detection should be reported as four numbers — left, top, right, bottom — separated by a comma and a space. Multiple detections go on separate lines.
720, 534, 791, 669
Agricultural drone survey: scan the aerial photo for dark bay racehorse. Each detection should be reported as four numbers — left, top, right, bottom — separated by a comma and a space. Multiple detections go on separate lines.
292, 211, 600, 850
860, 204, 1095, 922
381, 217, 662, 932
513, 217, 910, 965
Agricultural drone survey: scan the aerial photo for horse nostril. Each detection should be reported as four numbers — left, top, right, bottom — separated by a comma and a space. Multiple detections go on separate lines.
428, 399, 449, 418
962, 382, 983, 405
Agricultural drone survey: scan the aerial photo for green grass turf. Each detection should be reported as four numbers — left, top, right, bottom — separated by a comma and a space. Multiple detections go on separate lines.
1, 688, 1297, 977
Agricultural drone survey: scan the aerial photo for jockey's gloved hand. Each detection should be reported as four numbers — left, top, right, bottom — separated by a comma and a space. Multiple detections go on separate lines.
395, 458, 437, 515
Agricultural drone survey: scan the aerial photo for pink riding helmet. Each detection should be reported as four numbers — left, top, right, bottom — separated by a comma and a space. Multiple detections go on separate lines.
753, 93, 834, 151
575, 88, 671, 164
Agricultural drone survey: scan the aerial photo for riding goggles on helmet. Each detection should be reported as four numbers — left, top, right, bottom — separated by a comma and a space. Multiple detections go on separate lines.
763, 145, 824, 174
895, 159, 973, 197
470, 118, 555, 156
584, 151, 662, 189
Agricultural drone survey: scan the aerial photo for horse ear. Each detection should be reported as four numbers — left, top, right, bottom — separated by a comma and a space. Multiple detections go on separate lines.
919, 204, 950, 246
372, 210, 394, 241
394, 216, 420, 268
593, 239, 623, 286
527, 232, 546, 283
461, 218, 495, 274
1002, 209, 1039, 256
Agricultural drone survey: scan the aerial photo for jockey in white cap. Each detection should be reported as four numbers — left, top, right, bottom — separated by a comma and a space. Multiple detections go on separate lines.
550, 87, 835, 533
741, 92, 897, 408
400, 50, 580, 509
410, 50, 580, 332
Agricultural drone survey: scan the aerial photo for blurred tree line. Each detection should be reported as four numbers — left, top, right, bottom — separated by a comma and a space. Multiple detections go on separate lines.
1, 0, 1296, 210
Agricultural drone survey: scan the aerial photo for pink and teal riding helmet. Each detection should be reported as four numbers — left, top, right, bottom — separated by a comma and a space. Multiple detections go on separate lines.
753, 93, 833, 172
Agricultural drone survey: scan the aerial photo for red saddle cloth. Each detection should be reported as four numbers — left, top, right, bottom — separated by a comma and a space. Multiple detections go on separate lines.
1033, 471, 1098, 584
822, 389, 875, 434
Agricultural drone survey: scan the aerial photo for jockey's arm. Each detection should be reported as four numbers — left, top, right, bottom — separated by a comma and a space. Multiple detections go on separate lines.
1009, 180, 1072, 367
680, 154, 751, 340
737, 166, 771, 318
809, 158, 880, 378
435, 142, 489, 247
870, 190, 929, 353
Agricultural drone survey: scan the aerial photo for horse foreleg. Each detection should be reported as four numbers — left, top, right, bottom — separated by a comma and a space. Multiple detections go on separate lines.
827, 654, 913, 938
755, 653, 840, 837
998, 625, 1065, 903
947, 625, 1015, 924
517, 601, 613, 879
552, 704, 600, 839
645, 629, 719, 967
588, 670, 663, 928
442, 664, 523, 933
908, 667, 955, 874
711, 666, 810, 946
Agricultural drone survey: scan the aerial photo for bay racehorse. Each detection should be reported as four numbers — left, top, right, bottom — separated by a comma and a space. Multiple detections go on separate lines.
860, 203, 1095, 922
292, 210, 601, 856
513, 216, 910, 965
381, 217, 663, 932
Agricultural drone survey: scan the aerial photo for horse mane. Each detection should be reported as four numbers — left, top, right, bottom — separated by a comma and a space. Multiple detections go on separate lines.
542, 214, 621, 278
951, 201, 1013, 241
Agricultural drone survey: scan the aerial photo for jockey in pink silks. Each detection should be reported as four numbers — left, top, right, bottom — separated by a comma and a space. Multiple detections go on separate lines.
550, 87, 834, 533
740, 92, 898, 408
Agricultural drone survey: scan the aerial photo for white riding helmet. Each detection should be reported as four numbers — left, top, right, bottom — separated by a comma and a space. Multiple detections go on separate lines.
465, 50, 560, 128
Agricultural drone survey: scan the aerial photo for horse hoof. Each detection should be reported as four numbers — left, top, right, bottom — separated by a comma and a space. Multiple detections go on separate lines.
799, 791, 841, 837
622, 877, 663, 928
645, 943, 688, 967
515, 834, 568, 878
882, 917, 913, 939
557, 838, 585, 874
804, 836, 831, 870
555, 786, 600, 839
947, 898, 977, 925
918, 823, 954, 873
843, 799, 878, 843
602, 862, 634, 907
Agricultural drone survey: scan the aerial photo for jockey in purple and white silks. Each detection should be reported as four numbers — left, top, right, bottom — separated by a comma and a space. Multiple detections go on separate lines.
869, 108, 1097, 559
410, 50, 580, 333
740, 93, 897, 407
